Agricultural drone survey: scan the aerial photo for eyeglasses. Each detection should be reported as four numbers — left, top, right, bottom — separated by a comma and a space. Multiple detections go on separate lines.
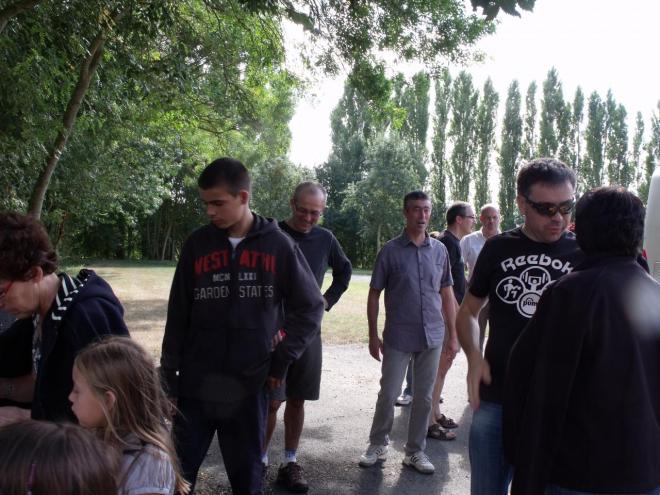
294, 204, 323, 218
461, 215, 476, 220
524, 196, 575, 217
0, 280, 14, 300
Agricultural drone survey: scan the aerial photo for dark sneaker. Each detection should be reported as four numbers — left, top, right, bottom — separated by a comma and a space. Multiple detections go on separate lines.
276, 462, 309, 493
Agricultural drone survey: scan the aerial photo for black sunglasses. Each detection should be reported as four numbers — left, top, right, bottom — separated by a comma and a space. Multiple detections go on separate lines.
524, 196, 575, 217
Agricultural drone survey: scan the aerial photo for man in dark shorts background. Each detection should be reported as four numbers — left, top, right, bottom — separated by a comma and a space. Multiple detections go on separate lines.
263, 182, 352, 493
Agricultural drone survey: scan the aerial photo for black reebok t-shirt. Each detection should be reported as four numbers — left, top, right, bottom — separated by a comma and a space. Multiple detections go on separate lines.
469, 228, 584, 404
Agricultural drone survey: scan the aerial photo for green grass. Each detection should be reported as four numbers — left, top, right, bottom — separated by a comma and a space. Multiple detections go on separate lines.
79, 261, 374, 358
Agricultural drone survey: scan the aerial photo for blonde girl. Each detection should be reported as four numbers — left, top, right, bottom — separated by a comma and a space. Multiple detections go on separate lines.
69, 337, 189, 495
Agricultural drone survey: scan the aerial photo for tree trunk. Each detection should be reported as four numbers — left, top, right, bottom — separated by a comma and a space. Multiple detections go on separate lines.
376, 223, 382, 253
27, 10, 123, 218
0, 0, 41, 34
160, 222, 172, 261
52, 211, 68, 249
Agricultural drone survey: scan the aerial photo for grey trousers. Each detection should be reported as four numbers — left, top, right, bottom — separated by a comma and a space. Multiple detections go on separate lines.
368, 344, 442, 455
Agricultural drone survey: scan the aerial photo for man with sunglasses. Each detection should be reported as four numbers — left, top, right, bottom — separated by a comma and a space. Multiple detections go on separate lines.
456, 157, 584, 495
264, 181, 352, 493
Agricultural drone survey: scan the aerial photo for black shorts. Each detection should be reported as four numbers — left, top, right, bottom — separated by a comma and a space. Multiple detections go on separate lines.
270, 334, 322, 401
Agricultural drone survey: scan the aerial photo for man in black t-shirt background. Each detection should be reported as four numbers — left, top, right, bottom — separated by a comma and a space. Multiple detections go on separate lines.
426, 202, 476, 441
263, 182, 352, 493
456, 158, 583, 495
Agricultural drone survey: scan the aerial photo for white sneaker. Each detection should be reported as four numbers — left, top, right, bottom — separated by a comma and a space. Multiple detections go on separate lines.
395, 393, 413, 406
358, 444, 388, 467
403, 451, 435, 474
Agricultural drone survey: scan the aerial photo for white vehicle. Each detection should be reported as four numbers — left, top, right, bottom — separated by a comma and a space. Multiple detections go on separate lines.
643, 167, 660, 282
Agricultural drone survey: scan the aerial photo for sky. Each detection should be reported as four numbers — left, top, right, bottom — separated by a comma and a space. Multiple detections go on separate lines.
287, 0, 660, 169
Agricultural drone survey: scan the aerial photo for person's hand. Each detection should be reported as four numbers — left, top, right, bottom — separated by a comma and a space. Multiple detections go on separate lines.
466, 354, 491, 411
368, 335, 383, 361
0, 406, 30, 426
266, 376, 283, 390
446, 336, 460, 357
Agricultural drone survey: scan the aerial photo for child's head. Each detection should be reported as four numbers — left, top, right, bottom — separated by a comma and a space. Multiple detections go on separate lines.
70, 336, 171, 442
0, 420, 118, 495
70, 337, 190, 494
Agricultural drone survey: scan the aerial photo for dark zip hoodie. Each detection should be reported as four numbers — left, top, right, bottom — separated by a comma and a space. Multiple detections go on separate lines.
32, 269, 129, 421
160, 213, 324, 403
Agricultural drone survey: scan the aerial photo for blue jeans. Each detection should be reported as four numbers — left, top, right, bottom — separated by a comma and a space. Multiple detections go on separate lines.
469, 400, 512, 495
545, 486, 660, 495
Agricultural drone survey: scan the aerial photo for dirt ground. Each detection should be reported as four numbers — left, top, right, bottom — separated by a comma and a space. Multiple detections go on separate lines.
194, 344, 473, 495
90, 265, 475, 494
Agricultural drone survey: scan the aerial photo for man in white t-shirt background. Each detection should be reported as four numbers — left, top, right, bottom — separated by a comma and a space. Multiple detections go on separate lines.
460, 204, 501, 351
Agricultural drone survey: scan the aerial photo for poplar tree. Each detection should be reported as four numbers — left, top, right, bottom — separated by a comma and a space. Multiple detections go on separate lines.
397, 71, 431, 150
606, 103, 630, 187
639, 102, 660, 203
448, 70, 479, 201
557, 101, 573, 167
394, 71, 431, 182
498, 81, 522, 229
572, 87, 585, 191
583, 91, 606, 189
520, 81, 537, 161
474, 78, 499, 209
632, 112, 645, 190
430, 69, 452, 223
538, 67, 564, 157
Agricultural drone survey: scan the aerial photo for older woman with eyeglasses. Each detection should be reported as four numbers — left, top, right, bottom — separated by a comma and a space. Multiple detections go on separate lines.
0, 212, 128, 425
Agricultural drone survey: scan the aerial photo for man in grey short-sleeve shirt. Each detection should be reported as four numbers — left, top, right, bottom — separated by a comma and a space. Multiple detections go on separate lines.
358, 191, 457, 475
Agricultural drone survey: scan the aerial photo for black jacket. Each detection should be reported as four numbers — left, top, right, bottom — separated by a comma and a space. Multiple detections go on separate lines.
32, 269, 129, 421
160, 214, 324, 403
503, 256, 660, 494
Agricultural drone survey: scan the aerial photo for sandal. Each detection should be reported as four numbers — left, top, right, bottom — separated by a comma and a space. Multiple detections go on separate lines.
436, 414, 458, 429
427, 423, 456, 441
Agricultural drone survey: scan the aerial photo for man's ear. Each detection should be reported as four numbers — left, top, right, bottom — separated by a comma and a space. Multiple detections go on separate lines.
239, 190, 250, 205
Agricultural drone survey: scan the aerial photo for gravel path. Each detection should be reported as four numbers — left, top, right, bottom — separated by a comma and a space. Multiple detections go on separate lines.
195, 344, 473, 494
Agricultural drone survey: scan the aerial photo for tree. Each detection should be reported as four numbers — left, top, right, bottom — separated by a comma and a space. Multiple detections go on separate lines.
430, 69, 452, 225
315, 75, 385, 265
4, 0, 508, 222
632, 112, 645, 191
474, 78, 499, 209
448, 70, 479, 201
571, 87, 585, 192
498, 81, 522, 230
639, 102, 660, 203
395, 71, 431, 150
583, 91, 606, 190
342, 134, 424, 261
520, 81, 537, 161
557, 101, 573, 167
605, 103, 631, 187
470, 0, 536, 19
538, 67, 564, 157
250, 157, 312, 220
0, 0, 41, 33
